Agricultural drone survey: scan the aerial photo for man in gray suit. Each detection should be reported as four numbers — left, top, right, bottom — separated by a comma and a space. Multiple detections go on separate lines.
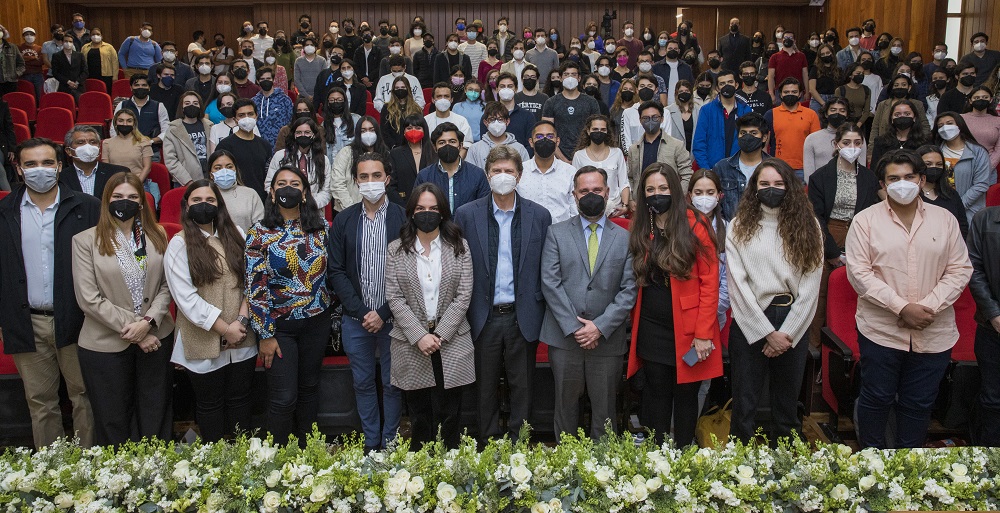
540, 166, 637, 439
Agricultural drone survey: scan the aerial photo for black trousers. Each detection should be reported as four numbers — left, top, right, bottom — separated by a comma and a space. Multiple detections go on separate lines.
407, 351, 464, 449
474, 310, 536, 441
640, 361, 701, 446
266, 309, 331, 446
186, 356, 257, 442
976, 326, 1000, 446
728, 304, 809, 443
77, 336, 174, 446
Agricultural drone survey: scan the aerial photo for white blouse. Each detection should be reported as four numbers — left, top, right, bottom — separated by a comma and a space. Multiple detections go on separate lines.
572, 147, 631, 214
264, 148, 335, 209
414, 236, 442, 322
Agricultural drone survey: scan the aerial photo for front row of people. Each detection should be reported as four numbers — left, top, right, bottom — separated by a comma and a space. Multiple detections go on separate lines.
0, 136, 991, 452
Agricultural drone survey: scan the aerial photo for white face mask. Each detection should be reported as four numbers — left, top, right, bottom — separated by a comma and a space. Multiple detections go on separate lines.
561, 76, 579, 91
91, 35, 102, 44
489, 173, 517, 195
848, 37, 860, 47
638, 62, 652, 73
839, 146, 863, 163
21, 166, 59, 193
63, 42, 74, 51
216, 83, 231, 94
358, 181, 386, 202
890, 46, 903, 56
938, 124, 961, 141
341, 69, 354, 80
360, 131, 378, 147
512, 49, 524, 60
587, 41, 596, 50
604, 44, 616, 53
498, 25, 507, 33
598, 66, 611, 77
330, 26, 339, 35
389, 46, 401, 55
434, 98, 451, 112
74, 143, 100, 163
691, 195, 718, 215
162, 51, 176, 62
934, 51, 947, 60
141, 29, 152, 39
303, 45, 316, 55
498, 88, 515, 101
809, 39, 820, 48
535, 37, 546, 46
265, 56, 276, 64
198, 64, 212, 74
448, 41, 459, 51
237, 117, 257, 132
413, 28, 423, 37
624, 28, 634, 37
487, 120, 507, 137
24, 35, 36, 44
974, 42, 987, 52
886, 179, 919, 204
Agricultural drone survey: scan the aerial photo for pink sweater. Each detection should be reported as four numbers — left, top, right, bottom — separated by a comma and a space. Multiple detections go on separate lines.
962, 112, 1000, 169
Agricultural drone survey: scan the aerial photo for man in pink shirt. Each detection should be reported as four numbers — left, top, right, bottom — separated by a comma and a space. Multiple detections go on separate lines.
845, 149, 972, 449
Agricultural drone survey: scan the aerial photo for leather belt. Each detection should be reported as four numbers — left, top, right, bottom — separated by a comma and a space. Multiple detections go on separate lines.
30, 308, 55, 316
769, 294, 794, 307
492, 303, 515, 314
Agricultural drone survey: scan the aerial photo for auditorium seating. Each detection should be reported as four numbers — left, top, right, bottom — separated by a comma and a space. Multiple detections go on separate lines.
85, 79, 108, 94
9, 108, 29, 128
148, 163, 173, 198
33, 107, 75, 141
39, 92, 77, 115
77, 92, 114, 134
112, 79, 132, 99
158, 187, 186, 224
3, 92, 36, 123
13, 124, 31, 145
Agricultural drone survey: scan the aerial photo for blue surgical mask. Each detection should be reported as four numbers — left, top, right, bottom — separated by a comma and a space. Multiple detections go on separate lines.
212, 168, 237, 189
466, 90, 480, 101
658, 38, 668, 47
550, 33, 558, 41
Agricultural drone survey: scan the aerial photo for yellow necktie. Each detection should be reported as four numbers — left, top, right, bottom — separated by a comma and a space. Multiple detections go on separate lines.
588, 223, 599, 273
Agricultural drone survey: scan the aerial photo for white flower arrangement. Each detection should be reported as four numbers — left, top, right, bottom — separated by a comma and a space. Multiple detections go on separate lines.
0, 428, 998, 512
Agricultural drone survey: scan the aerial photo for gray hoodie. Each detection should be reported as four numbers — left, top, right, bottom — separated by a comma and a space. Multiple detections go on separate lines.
466, 132, 531, 170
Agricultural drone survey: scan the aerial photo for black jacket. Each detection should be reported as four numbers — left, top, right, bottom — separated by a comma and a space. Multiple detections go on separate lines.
968, 206, 1000, 327
388, 144, 433, 205
312, 69, 366, 115
58, 161, 130, 199
412, 48, 438, 89
0, 185, 100, 354
923, 190, 969, 239
433, 51, 472, 85
807, 158, 881, 260
718, 33, 752, 72
353, 45, 383, 86
51, 51, 88, 93
0, 100, 15, 185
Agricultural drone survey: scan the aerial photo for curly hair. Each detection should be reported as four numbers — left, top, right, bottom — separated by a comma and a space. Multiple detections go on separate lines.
730, 158, 822, 274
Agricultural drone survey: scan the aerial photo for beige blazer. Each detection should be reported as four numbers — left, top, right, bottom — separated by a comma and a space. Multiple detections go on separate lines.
163, 118, 214, 185
627, 133, 694, 193
72, 227, 175, 353
386, 237, 475, 391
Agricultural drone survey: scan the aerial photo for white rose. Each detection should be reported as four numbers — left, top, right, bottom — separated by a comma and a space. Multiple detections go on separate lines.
868, 457, 885, 474
310, 484, 330, 503
654, 460, 671, 476
386, 476, 407, 496
265, 470, 281, 488
530, 502, 550, 513
446, 502, 463, 513
74, 490, 96, 507
395, 469, 411, 482
736, 465, 754, 479
262, 490, 281, 512
405, 476, 425, 496
950, 463, 968, 477
645, 477, 663, 492
510, 453, 527, 467
830, 484, 850, 501
436, 482, 458, 504
836, 445, 853, 457
548, 497, 563, 511
859, 475, 876, 491
953, 475, 971, 484
594, 468, 612, 484
634, 484, 649, 501
510, 465, 533, 484
54, 493, 74, 509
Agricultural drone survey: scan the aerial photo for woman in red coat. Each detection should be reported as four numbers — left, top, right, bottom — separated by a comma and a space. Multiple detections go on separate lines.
626, 162, 722, 446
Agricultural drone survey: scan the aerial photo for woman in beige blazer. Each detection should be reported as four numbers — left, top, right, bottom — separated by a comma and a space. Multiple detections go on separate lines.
72, 171, 174, 446
163, 91, 215, 187
385, 182, 474, 449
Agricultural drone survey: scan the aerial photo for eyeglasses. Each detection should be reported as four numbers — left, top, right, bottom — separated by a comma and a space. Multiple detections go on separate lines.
533, 134, 556, 140
640, 116, 662, 123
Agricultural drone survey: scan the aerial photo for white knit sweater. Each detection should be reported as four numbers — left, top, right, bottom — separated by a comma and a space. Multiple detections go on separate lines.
725, 206, 823, 345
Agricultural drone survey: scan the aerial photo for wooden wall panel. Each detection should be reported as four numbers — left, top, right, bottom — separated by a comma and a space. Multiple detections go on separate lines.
962, 0, 998, 57
2, 0, 51, 41
821, 0, 945, 59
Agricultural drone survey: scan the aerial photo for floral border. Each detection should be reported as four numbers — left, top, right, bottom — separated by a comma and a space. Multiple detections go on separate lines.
1, 429, 999, 513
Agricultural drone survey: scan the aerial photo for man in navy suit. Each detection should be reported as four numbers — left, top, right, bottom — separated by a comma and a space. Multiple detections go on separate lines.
328, 151, 407, 452
454, 144, 552, 442
59, 125, 129, 198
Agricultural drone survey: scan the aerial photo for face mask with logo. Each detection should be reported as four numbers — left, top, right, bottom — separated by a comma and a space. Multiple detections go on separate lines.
212, 168, 237, 189
692, 195, 718, 214
489, 173, 517, 195
21, 166, 59, 193
358, 181, 386, 202
108, 199, 141, 221
719, 84, 737, 98
274, 186, 303, 208
74, 144, 100, 163
886, 179, 919, 204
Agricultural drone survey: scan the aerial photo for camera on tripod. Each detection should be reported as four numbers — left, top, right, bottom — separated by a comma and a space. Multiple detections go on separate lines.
601, 9, 617, 38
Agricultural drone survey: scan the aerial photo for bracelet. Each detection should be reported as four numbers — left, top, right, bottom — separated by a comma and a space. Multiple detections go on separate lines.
222, 325, 231, 339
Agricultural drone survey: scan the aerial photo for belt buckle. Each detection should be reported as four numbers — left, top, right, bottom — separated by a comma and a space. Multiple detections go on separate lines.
772, 294, 794, 307
426, 320, 437, 332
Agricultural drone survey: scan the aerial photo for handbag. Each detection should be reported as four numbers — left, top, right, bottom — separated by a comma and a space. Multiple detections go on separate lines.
695, 399, 732, 448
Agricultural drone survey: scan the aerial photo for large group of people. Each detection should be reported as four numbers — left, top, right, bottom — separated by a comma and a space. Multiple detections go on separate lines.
1, 11, 1000, 452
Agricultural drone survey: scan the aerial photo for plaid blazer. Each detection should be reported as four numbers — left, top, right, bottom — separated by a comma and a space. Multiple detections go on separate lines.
386, 237, 475, 391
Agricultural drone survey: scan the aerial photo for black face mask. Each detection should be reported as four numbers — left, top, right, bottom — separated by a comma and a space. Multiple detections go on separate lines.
765, 49, 777, 58
666, 49, 679, 60
620, 90, 634, 102
182, 105, 200, 118
219, 106, 234, 118
708, 58, 721, 68
330, 55, 343, 65
488, 48, 498, 57
578, 192, 606, 217
638, 88, 655, 102
424, 39, 434, 48
437, 144, 460, 164
132, 87, 149, 99
362, 34, 373, 44
757, 187, 786, 208
891, 87, 909, 98
923, 166, 945, 183
328, 101, 346, 114
782, 38, 794, 48
852, 74, 865, 85
215, 39, 224, 47
275, 38, 286, 47
864, 24, 875, 33
730, 25, 739, 33
550, 80, 562, 91
274, 186, 303, 208
677, 91, 693, 103
696, 86, 711, 98
115, 124, 134, 135
742, 75, 756, 86
820, 55, 834, 64
522, 78, 537, 90
379, 27, 389, 36
826, 113, 847, 128
679, 28, 690, 37
108, 199, 140, 221
959, 75, 976, 87
861, 60, 873, 70
259, 80, 274, 91
584, 85, 598, 96
301, 21, 310, 29
753, 36, 763, 44
781, 94, 799, 107
258, 28, 267, 36
878, 40, 890, 50
891, 116, 915, 130
647, 194, 671, 214
533, 137, 556, 158
412, 211, 442, 232
323, 41, 334, 49
391, 88, 409, 100
232, 68, 249, 80
933, 79, 948, 90
241, 48, 253, 57
719, 84, 737, 98
738, 133, 763, 153
972, 99, 991, 111
188, 202, 219, 225
589, 131, 608, 145
296, 135, 314, 147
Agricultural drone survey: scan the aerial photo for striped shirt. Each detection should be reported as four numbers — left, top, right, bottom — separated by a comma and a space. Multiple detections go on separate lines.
358, 200, 388, 312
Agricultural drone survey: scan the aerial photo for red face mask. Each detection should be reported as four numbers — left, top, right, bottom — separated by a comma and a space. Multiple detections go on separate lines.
404, 128, 424, 144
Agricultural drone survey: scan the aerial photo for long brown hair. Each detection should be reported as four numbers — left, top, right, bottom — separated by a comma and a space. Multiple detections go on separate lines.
731, 158, 822, 274
95, 171, 167, 256
397, 183, 466, 258
180, 180, 246, 288
629, 163, 713, 285
385, 75, 421, 131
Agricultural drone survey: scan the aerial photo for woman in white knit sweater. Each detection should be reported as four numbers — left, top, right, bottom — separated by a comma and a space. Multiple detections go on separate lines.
725, 158, 824, 443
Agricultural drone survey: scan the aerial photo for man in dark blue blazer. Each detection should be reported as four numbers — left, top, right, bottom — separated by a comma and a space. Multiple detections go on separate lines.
59, 125, 130, 199
454, 144, 552, 442
328, 151, 407, 452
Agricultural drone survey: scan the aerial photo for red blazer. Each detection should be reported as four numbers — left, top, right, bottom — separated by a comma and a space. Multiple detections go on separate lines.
627, 210, 723, 384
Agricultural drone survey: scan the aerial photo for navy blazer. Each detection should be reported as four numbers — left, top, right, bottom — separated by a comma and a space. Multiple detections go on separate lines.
58, 161, 130, 199
454, 194, 552, 342
328, 199, 408, 321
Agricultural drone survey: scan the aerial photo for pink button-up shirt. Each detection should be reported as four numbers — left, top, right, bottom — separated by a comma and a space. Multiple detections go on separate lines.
845, 199, 972, 353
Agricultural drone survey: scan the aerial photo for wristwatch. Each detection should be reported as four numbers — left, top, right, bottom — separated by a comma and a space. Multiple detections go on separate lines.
236, 315, 250, 327
143, 316, 158, 330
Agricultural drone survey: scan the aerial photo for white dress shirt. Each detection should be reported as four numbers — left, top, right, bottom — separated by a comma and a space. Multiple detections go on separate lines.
165, 229, 258, 374
414, 236, 442, 321
517, 157, 578, 222
21, 189, 59, 310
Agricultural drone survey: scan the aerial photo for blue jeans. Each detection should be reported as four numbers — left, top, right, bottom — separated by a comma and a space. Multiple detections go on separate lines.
975, 326, 1000, 446
341, 315, 402, 448
856, 331, 951, 448
22, 73, 45, 100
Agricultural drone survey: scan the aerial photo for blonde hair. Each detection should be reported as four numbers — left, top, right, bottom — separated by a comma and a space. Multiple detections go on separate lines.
113, 108, 148, 145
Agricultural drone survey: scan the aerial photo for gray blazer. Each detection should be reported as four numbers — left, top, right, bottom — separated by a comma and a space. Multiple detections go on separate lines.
540, 216, 637, 356
386, 237, 475, 390
666, 102, 699, 149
